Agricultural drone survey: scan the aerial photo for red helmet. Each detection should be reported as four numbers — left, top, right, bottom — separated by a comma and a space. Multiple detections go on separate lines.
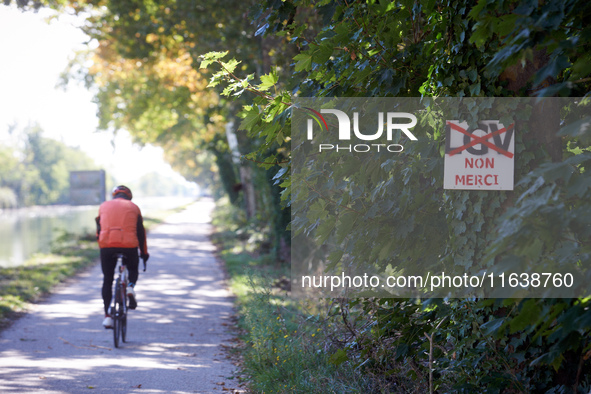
112, 185, 133, 200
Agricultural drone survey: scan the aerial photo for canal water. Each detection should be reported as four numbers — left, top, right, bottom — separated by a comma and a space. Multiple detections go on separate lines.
0, 196, 196, 267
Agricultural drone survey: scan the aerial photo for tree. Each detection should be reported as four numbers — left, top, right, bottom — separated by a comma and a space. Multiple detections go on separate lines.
203, 0, 591, 390
7, 0, 591, 389
53, 0, 293, 253
0, 123, 98, 206
0, 146, 20, 208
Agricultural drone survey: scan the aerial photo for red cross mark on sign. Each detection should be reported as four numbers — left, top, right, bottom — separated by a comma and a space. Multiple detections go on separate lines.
447, 121, 515, 159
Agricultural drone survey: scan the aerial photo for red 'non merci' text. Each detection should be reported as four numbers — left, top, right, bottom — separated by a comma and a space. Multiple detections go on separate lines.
455, 174, 499, 186
465, 157, 494, 169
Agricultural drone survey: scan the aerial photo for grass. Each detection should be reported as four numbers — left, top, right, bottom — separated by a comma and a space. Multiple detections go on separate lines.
0, 232, 99, 327
211, 198, 377, 393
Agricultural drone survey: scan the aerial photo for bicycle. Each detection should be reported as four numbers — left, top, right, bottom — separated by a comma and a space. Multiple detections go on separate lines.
111, 254, 129, 348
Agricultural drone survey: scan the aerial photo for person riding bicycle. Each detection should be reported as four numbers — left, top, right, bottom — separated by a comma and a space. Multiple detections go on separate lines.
96, 185, 149, 329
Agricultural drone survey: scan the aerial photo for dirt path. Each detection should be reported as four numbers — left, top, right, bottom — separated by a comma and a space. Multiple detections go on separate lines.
0, 198, 241, 393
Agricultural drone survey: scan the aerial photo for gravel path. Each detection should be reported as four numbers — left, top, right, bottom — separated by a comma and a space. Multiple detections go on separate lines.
0, 198, 241, 393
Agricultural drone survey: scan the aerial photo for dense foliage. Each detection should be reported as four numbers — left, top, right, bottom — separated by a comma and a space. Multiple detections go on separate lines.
52, 0, 290, 254
6, 0, 591, 391
0, 124, 98, 207
203, 0, 591, 391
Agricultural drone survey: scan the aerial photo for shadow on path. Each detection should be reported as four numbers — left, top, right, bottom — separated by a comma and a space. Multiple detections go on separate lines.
0, 198, 240, 393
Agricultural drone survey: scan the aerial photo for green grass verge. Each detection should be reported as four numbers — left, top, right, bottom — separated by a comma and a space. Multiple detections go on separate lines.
211, 198, 375, 394
0, 233, 99, 327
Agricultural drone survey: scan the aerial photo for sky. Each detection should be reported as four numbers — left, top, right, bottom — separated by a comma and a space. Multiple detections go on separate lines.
0, 5, 191, 186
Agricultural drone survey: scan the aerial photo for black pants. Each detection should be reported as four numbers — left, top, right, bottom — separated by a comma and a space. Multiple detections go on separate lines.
100, 247, 139, 314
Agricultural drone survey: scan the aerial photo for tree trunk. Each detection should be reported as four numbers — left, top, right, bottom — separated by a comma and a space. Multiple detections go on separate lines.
240, 164, 256, 219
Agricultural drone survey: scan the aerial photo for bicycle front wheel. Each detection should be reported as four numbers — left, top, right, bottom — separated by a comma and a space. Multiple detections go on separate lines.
113, 278, 123, 348
113, 314, 120, 348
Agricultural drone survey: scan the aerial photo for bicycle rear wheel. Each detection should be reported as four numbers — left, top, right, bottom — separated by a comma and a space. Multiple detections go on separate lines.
122, 313, 127, 342
113, 278, 123, 348
121, 278, 127, 343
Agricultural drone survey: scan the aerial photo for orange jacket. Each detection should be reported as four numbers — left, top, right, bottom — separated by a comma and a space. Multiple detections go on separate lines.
96, 198, 148, 254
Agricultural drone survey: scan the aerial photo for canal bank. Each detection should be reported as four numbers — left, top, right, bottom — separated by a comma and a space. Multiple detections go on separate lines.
0, 196, 196, 267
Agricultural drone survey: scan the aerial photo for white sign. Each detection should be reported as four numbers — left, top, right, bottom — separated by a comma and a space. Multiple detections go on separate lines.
444, 120, 515, 190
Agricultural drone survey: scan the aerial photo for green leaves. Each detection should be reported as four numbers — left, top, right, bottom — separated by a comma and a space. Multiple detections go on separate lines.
258, 70, 279, 91
202, 52, 249, 94
481, 317, 505, 336
508, 299, 542, 333
199, 51, 229, 69
198, 0, 591, 390
329, 348, 349, 366
468, 0, 591, 96
558, 116, 591, 145
238, 105, 262, 131
533, 54, 571, 87
293, 53, 313, 72
293, 39, 333, 72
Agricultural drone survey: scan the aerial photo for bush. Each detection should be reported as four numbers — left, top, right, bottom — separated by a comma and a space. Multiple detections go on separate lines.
0, 187, 17, 209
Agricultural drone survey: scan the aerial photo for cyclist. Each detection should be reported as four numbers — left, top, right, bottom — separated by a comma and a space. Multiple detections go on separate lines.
96, 185, 149, 329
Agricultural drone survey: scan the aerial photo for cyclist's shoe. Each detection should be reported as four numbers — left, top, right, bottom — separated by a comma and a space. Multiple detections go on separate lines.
127, 285, 137, 310
103, 315, 114, 329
